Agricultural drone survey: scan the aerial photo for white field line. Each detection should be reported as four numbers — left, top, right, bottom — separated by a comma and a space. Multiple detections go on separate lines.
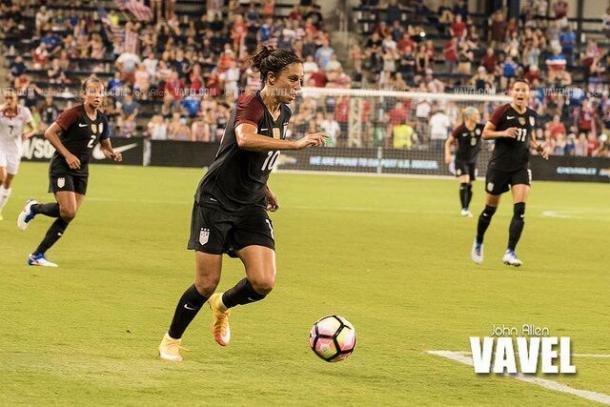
450, 351, 610, 358
427, 350, 610, 405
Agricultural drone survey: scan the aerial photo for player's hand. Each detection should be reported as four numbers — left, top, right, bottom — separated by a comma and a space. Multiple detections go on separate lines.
265, 189, 279, 212
537, 144, 550, 160
106, 151, 123, 162
65, 153, 81, 170
504, 127, 518, 138
444, 154, 452, 164
294, 132, 326, 149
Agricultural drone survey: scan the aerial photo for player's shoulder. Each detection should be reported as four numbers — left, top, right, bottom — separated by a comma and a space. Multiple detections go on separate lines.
493, 103, 511, 116
237, 92, 264, 109
281, 103, 292, 117
526, 106, 538, 117
61, 104, 84, 117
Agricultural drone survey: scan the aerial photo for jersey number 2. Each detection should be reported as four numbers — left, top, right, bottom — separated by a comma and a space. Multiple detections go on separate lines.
87, 135, 96, 148
262, 151, 280, 171
516, 128, 527, 142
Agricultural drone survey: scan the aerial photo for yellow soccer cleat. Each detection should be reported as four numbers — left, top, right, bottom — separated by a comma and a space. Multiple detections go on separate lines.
159, 333, 186, 362
209, 293, 231, 346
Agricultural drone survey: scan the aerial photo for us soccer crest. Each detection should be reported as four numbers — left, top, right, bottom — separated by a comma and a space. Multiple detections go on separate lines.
91, 123, 98, 134
475, 128, 481, 135
529, 116, 535, 126
57, 177, 65, 188
518, 117, 526, 126
199, 228, 209, 245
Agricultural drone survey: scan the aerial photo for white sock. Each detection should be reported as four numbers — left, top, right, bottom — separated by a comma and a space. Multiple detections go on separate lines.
0, 186, 11, 211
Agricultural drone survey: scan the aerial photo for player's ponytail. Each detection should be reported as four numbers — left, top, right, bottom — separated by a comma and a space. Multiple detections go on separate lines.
251, 46, 302, 84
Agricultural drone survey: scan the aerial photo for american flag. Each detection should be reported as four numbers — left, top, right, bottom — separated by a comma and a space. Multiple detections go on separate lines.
114, 0, 153, 22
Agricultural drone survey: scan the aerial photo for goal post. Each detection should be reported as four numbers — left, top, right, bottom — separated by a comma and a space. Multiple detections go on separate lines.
277, 87, 512, 176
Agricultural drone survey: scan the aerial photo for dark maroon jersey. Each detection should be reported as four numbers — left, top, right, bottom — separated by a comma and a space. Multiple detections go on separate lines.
452, 122, 484, 163
49, 104, 110, 176
487, 103, 537, 172
195, 92, 291, 211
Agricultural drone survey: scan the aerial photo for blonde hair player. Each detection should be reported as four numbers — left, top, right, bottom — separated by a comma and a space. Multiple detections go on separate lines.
17, 77, 123, 267
444, 106, 484, 217
471, 79, 549, 267
0, 88, 36, 220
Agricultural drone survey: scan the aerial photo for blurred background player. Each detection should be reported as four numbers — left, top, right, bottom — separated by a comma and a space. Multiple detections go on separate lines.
0, 88, 35, 220
159, 47, 326, 362
444, 106, 484, 217
471, 79, 549, 267
17, 77, 123, 267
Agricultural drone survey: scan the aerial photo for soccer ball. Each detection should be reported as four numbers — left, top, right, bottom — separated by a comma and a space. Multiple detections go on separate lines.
309, 315, 356, 362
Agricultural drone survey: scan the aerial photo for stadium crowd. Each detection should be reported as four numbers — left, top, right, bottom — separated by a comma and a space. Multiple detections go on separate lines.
1, 0, 609, 158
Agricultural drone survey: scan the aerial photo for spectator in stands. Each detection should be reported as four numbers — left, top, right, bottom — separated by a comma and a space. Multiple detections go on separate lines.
320, 112, 341, 147
9, 56, 27, 83
116, 51, 141, 84
559, 25, 576, 66
489, 9, 507, 47
603, 7, 610, 38
35, 6, 52, 37
315, 38, 335, 71
574, 132, 588, 156
443, 37, 458, 74
40, 95, 58, 131
586, 132, 600, 156
120, 92, 140, 123
148, 114, 168, 140
134, 64, 151, 99
429, 104, 450, 149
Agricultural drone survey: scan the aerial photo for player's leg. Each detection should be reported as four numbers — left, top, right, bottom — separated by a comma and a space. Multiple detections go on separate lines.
0, 165, 4, 220
503, 178, 530, 267
209, 245, 275, 347
0, 172, 13, 218
465, 163, 477, 213
160, 251, 222, 362
28, 190, 78, 267
458, 174, 471, 216
472, 169, 506, 264
209, 208, 275, 346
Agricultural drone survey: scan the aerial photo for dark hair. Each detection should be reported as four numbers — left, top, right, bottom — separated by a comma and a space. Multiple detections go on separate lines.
81, 75, 104, 92
251, 46, 302, 83
511, 78, 530, 88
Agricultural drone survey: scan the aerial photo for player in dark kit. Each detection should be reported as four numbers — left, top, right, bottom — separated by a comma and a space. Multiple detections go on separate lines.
471, 79, 548, 267
444, 106, 484, 217
159, 47, 326, 362
17, 77, 123, 267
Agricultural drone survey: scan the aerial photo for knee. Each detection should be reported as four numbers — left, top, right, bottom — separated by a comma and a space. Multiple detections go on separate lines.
482, 204, 497, 218
194, 274, 220, 297
59, 207, 77, 222
513, 202, 526, 219
250, 272, 276, 295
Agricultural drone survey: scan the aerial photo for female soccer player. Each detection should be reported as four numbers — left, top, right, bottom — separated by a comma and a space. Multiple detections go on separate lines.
0, 88, 36, 220
444, 106, 484, 217
159, 47, 326, 362
17, 77, 123, 267
471, 79, 548, 267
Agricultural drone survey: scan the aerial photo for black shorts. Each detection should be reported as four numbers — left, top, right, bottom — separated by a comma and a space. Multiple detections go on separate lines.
49, 173, 89, 195
187, 203, 275, 256
455, 160, 476, 180
485, 167, 532, 195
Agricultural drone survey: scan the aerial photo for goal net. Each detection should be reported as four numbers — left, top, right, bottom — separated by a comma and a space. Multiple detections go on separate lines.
277, 87, 511, 176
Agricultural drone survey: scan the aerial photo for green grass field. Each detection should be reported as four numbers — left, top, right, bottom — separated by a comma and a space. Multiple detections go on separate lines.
1, 162, 609, 406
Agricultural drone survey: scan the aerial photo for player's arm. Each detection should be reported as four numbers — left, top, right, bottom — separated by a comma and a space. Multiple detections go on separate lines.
265, 185, 279, 212
44, 122, 82, 170
100, 138, 123, 162
529, 130, 549, 159
482, 121, 517, 140
22, 122, 37, 140
235, 123, 325, 151
444, 131, 456, 164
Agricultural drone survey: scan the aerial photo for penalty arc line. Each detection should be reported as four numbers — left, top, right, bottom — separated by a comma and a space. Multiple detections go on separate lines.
427, 350, 610, 406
